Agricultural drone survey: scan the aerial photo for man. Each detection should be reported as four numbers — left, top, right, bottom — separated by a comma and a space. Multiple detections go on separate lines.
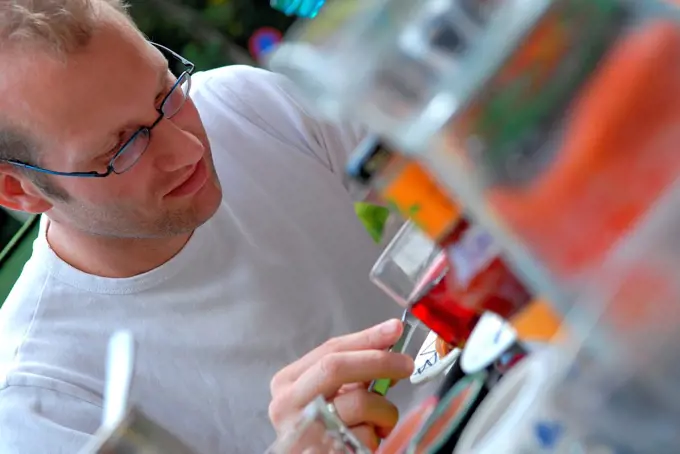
0, 0, 410, 452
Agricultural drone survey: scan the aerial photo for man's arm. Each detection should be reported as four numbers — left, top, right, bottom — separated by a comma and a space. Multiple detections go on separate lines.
0, 385, 100, 453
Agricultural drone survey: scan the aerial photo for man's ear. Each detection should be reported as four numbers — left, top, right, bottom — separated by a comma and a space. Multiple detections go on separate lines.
0, 171, 53, 213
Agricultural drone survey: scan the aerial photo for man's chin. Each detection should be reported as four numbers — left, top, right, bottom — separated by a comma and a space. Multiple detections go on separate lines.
158, 177, 222, 236
193, 183, 222, 226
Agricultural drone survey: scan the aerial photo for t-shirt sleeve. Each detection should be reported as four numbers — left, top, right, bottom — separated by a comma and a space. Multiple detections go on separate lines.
195, 65, 367, 186
0, 385, 100, 453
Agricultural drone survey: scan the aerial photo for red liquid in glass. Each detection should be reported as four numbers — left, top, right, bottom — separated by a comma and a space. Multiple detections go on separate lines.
445, 221, 532, 320
407, 221, 532, 346
409, 254, 481, 347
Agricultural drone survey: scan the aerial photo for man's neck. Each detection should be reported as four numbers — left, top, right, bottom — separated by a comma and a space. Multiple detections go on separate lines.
46, 221, 193, 278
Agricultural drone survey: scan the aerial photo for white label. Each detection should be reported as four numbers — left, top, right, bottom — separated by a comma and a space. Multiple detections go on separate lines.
391, 228, 440, 280
461, 311, 517, 374
411, 330, 461, 384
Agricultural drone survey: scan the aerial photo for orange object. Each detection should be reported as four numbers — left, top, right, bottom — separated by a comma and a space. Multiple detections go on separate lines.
490, 21, 680, 277
377, 396, 438, 454
379, 155, 462, 243
435, 336, 455, 357
451, 1, 611, 162
510, 299, 563, 342
494, 9, 570, 91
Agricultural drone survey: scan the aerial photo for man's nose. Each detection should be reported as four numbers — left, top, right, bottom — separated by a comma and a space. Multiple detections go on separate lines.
149, 118, 204, 172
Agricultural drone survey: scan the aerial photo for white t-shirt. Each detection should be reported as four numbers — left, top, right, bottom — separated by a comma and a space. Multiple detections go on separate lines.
0, 66, 405, 454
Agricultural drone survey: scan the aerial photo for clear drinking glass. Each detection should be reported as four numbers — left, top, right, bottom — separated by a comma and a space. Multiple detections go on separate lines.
369, 220, 444, 308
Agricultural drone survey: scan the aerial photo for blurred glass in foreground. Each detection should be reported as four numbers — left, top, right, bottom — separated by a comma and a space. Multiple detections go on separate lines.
266, 396, 371, 454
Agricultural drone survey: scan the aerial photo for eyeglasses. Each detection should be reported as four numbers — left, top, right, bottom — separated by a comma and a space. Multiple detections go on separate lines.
3, 42, 196, 178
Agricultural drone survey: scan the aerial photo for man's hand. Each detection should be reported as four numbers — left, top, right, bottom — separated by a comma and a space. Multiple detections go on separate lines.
269, 319, 415, 450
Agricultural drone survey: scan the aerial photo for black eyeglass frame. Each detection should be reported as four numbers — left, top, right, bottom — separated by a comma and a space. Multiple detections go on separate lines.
2, 42, 196, 178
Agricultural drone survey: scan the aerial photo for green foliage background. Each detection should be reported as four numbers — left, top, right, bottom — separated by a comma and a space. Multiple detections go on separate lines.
129, 0, 295, 70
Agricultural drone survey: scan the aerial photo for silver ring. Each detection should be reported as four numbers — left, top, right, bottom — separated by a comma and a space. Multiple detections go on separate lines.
321, 399, 371, 454
325, 401, 339, 416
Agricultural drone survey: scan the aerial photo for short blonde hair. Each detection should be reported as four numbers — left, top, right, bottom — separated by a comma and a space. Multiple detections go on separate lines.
0, 0, 131, 199
1, 0, 129, 54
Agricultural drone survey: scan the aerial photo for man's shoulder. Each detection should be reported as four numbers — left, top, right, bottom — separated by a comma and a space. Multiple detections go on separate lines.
191, 64, 310, 125
194, 65, 284, 92
1, 253, 50, 316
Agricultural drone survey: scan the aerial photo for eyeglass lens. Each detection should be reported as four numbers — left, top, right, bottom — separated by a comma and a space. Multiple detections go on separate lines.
111, 72, 191, 174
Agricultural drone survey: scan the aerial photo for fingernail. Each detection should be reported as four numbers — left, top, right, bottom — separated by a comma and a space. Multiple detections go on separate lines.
379, 319, 401, 335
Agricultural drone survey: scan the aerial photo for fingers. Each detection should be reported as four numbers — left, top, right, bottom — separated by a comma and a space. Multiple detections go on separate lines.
268, 350, 414, 429
289, 349, 414, 408
268, 320, 415, 437
333, 389, 399, 434
272, 319, 404, 391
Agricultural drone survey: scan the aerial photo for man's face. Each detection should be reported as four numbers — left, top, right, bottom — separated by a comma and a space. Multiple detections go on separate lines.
0, 12, 222, 238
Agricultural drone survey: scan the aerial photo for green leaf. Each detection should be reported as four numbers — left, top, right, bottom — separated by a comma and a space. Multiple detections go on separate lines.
355, 203, 390, 243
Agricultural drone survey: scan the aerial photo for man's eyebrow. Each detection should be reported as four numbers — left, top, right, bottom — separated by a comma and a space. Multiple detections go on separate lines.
97, 62, 170, 153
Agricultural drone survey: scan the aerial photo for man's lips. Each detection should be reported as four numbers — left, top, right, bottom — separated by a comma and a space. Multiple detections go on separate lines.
165, 158, 209, 198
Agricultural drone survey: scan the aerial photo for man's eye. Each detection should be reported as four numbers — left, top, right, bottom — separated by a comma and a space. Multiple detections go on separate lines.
103, 133, 131, 160
105, 146, 120, 160
109, 138, 126, 154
